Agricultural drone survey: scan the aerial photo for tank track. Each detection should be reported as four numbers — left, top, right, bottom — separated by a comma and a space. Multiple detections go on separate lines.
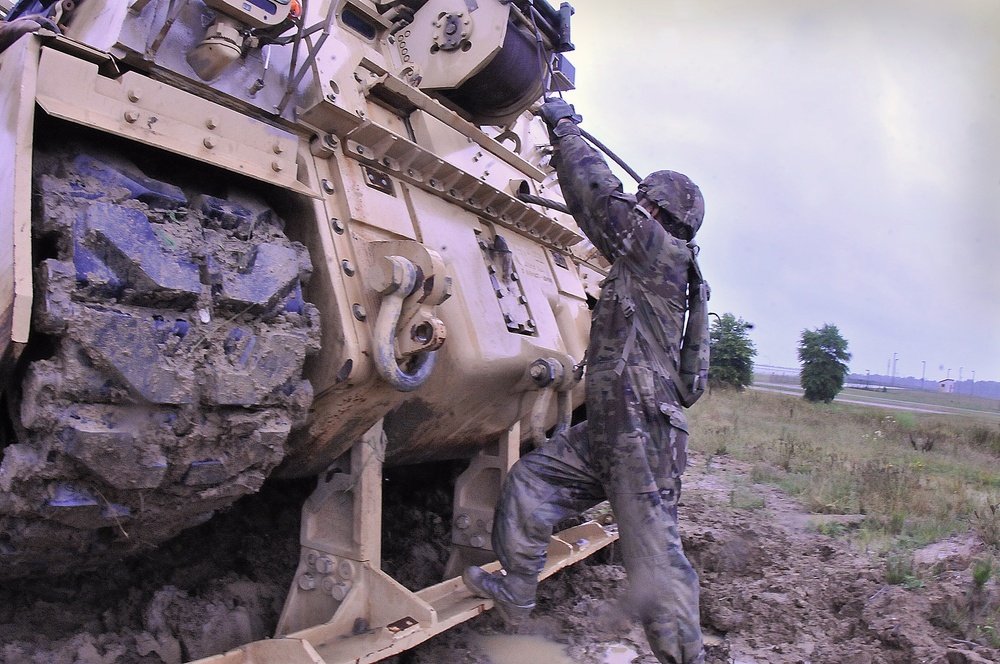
0, 145, 320, 579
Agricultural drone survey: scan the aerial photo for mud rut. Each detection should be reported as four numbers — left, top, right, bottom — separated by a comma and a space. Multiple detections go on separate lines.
0, 451, 996, 664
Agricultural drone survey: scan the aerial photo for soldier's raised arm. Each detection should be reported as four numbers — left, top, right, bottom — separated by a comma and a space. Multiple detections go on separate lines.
538, 98, 663, 265
0, 14, 59, 54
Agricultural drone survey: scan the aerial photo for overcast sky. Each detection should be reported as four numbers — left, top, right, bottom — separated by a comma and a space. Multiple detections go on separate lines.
563, 0, 1000, 383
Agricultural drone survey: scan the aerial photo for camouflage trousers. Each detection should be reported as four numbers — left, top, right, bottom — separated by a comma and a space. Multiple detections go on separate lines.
492, 420, 704, 664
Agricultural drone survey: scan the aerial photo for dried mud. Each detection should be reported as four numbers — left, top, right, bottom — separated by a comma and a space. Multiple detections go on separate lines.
0, 453, 997, 664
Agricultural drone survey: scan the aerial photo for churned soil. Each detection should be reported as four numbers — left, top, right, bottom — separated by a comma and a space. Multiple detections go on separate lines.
0, 452, 997, 664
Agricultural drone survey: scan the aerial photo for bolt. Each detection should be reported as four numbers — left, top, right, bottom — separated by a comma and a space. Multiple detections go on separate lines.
470, 535, 486, 548
271, 161, 283, 172
327, 93, 337, 102
338, 559, 355, 580
330, 581, 351, 602
455, 514, 471, 529
206, 117, 218, 129
530, 363, 547, 380
298, 573, 317, 591
315, 556, 335, 574
342, 259, 355, 276
357, 145, 365, 154
353, 304, 367, 321
124, 110, 140, 123
324, 134, 338, 149
127, 89, 141, 102
518, 295, 528, 305
203, 137, 217, 149
273, 143, 284, 154
322, 179, 335, 194
331, 218, 345, 234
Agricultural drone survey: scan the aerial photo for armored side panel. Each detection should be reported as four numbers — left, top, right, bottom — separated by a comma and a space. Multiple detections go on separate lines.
0, 1, 613, 661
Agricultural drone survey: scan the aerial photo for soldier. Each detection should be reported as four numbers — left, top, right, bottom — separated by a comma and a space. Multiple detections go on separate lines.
0, 14, 58, 54
463, 98, 706, 664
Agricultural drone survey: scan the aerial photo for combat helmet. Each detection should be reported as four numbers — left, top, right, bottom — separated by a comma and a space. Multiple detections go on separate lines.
637, 170, 704, 240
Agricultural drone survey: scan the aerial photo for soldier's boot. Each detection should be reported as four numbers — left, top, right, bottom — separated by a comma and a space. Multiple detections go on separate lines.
462, 566, 536, 624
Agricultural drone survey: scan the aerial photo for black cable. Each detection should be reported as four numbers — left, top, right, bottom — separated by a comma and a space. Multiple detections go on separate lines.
579, 127, 642, 183
518, 192, 571, 215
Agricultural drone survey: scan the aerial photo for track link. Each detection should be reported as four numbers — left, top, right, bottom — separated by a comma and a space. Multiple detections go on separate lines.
0, 145, 319, 579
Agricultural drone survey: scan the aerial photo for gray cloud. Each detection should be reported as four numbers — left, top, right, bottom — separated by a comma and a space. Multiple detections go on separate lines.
567, 0, 1000, 380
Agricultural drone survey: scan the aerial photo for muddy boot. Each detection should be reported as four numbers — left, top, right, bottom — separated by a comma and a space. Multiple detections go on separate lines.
462, 567, 536, 624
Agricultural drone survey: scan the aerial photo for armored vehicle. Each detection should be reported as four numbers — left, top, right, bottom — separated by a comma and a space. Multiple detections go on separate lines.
0, 0, 617, 660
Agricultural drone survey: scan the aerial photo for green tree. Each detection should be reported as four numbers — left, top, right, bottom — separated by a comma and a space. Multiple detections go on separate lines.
797, 324, 852, 403
709, 313, 757, 389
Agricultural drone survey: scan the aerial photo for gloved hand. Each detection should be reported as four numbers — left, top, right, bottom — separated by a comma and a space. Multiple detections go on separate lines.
537, 98, 582, 129
0, 14, 60, 54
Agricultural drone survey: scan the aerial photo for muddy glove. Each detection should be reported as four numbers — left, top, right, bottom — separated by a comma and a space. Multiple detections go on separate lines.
537, 98, 582, 142
0, 14, 59, 54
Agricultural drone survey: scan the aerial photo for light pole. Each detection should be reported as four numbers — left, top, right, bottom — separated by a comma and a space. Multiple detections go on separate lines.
971, 370, 976, 396
921, 360, 926, 390
891, 352, 898, 387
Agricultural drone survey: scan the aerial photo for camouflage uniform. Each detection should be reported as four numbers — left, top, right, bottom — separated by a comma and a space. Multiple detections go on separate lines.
490, 120, 704, 664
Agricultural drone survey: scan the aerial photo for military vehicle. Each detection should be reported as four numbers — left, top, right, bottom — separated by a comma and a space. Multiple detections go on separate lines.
0, 0, 619, 660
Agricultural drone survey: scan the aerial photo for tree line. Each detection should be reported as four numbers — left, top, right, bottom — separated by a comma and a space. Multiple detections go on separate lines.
708, 316, 850, 403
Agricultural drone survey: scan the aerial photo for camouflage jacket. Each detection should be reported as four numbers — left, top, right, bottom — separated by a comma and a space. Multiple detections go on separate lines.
553, 124, 693, 439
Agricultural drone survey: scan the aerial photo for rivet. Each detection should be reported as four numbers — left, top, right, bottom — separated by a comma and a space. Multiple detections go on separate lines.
330, 581, 351, 602
322, 179, 335, 194
353, 304, 367, 321
206, 117, 218, 129
315, 556, 335, 574
127, 89, 141, 102
342, 259, 355, 276
124, 110, 140, 123
271, 161, 283, 172
298, 573, 317, 591
356, 145, 365, 154
273, 143, 284, 154
203, 137, 217, 149
470, 535, 486, 548
331, 218, 345, 234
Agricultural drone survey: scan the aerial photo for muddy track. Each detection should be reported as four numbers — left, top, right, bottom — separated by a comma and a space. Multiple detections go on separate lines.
0, 139, 319, 579
1, 453, 997, 663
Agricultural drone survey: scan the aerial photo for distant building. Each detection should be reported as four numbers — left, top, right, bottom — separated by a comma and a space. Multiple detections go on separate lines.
938, 378, 955, 393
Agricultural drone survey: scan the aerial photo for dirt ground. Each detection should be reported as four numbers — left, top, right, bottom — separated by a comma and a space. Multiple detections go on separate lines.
0, 451, 997, 664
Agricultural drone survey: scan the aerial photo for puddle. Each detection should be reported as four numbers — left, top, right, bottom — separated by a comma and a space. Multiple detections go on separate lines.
601, 642, 640, 663
472, 634, 574, 664
473, 634, 639, 664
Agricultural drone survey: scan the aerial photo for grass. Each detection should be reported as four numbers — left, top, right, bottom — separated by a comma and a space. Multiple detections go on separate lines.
686, 387, 1000, 648
687, 388, 1000, 554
